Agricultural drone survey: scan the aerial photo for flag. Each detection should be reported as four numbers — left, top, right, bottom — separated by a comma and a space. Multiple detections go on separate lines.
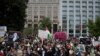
38, 27, 52, 40
35, 35, 39, 42
90, 48, 95, 56
13, 33, 19, 41
45, 27, 52, 40
38, 30, 48, 39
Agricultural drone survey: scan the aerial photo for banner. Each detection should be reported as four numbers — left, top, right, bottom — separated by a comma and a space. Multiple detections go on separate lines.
38, 30, 48, 39
0, 26, 7, 37
13, 33, 19, 41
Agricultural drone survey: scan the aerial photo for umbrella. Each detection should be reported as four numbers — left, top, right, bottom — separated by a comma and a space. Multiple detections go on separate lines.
54, 32, 67, 41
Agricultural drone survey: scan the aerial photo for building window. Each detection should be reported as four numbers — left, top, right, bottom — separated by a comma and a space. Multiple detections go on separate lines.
95, 15, 99, 17
82, 20, 87, 24
69, 10, 74, 12
76, 24, 80, 27
69, 20, 74, 24
82, 30, 87, 33
89, 15, 93, 17
95, 1, 100, 4
76, 6, 80, 8
62, 24, 67, 28
89, 11, 93, 13
62, 20, 67, 23
89, 6, 93, 8
63, 15, 67, 16
27, 20, 32, 22
34, 16, 38, 18
69, 29, 73, 33
28, 24, 32, 27
62, 28, 67, 31
69, 15, 74, 17
69, 1, 73, 3
62, 1, 67, 3
76, 10, 80, 12
95, 11, 100, 13
76, 15, 80, 17
95, 6, 100, 8
83, 15, 87, 17
76, 1, 80, 3
34, 19, 37, 22
82, 34, 87, 36
62, 10, 67, 12
40, 16, 44, 18
53, 24, 58, 33
53, 16, 58, 19
82, 10, 87, 13
53, 20, 58, 23
69, 24, 73, 28
69, 34, 73, 37
62, 5, 67, 8
62, 17, 67, 19
76, 30, 80, 33
89, 1, 93, 4
69, 6, 74, 8
34, 24, 38, 29
82, 6, 87, 8
82, 1, 87, 3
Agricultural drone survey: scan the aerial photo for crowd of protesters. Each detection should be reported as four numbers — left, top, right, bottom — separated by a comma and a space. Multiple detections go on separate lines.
0, 33, 100, 56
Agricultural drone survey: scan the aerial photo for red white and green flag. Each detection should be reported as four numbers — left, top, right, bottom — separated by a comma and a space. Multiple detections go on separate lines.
38, 27, 52, 40
45, 27, 52, 40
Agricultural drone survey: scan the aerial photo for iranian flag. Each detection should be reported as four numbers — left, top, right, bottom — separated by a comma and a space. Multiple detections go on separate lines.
45, 27, 52, 40
38, 27, 52, 40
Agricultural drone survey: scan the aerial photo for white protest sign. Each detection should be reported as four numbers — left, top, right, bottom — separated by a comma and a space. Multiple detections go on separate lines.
38, 30, 48, 39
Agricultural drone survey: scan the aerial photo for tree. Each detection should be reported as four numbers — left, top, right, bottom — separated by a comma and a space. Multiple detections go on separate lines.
0, 0, 28, 31
23, 27, 33, 36
88, 16, 100, 38
39, 17, 52, 31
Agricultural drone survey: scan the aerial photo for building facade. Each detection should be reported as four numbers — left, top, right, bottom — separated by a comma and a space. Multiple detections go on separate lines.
25, 0, 59, 33
59, 0, 100, 37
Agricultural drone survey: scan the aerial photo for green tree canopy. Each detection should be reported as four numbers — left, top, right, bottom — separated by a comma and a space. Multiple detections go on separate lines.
23, 27, 33, 36
0, 0, 28, 31
39, 17, 52, 31
88, 16, 100, 37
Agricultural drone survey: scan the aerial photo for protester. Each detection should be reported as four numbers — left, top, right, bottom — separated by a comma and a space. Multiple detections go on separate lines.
0, 32, 100, 56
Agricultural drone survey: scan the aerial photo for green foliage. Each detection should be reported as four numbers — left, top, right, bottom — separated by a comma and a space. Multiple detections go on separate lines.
39, 17, 52, 31
0, 37, 4, 42
0, 0, 28, 31
88, 16, 100, 37
23, 27, 33, 36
